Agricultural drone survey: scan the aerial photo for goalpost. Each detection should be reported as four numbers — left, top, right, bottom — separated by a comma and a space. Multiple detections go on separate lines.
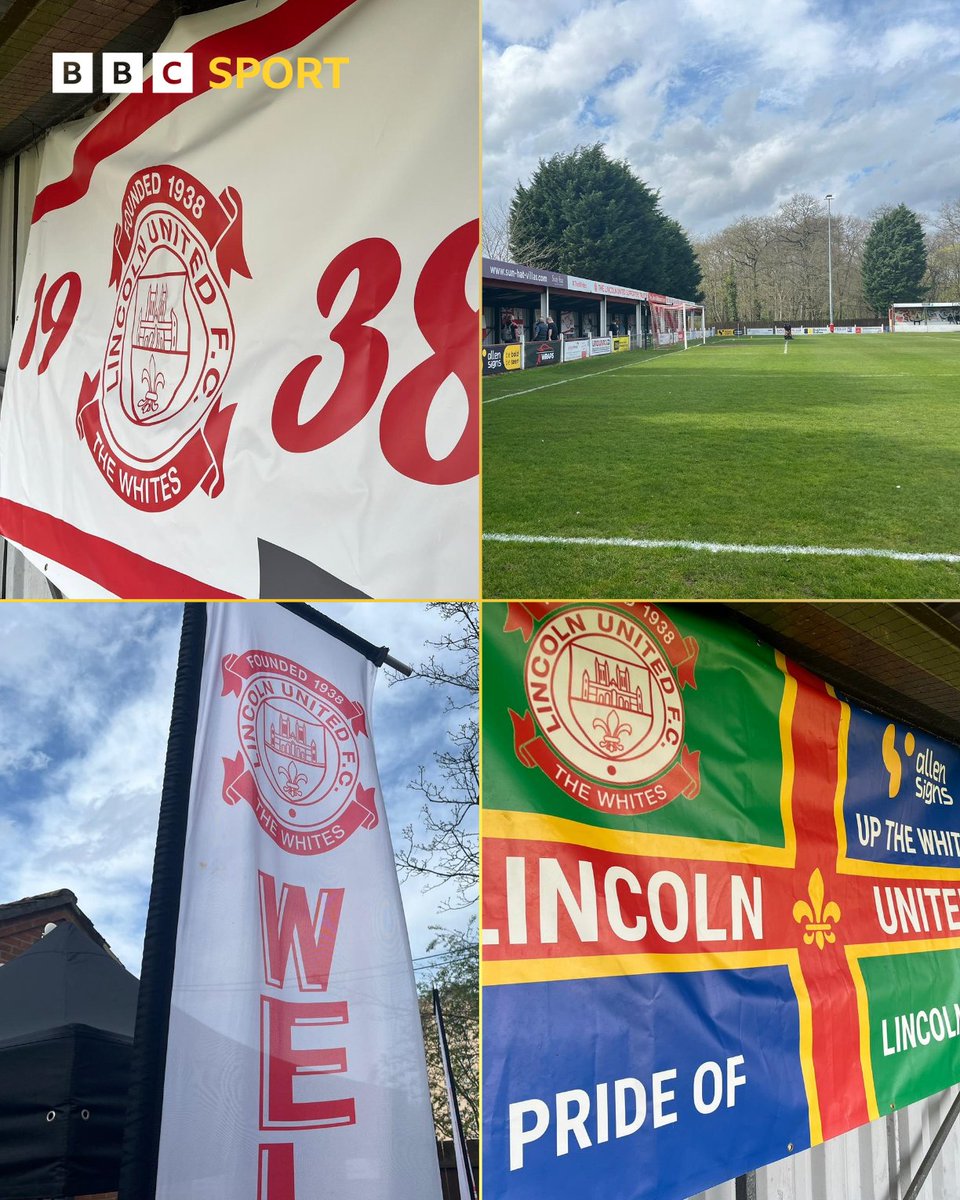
681, 303, 707, 349
650, 301, 705, 348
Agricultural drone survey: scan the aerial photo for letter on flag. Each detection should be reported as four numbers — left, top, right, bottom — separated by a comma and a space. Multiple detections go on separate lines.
121, 602, 441, 1199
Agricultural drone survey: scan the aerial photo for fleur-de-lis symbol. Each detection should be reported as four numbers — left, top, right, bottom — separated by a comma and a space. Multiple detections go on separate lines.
592, 709, 633, 755
139, 353, 165, 414
278, 762, 308, 799
793, 868, 841, 950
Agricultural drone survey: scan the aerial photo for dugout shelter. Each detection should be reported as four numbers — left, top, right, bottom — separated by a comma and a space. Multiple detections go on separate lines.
890, 302, 960, 332
482, 256, 704, 351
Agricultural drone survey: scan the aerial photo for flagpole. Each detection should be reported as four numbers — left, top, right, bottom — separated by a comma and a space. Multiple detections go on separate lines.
120, 600, 413, 1200
279, 601, 413, 676
119, 602, 208, 1200
433, 988, 477, 1200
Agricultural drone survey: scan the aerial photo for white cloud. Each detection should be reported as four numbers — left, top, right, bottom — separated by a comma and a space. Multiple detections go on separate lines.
483, 0, 960, 238
0, 604, 181, 968
0, 603, 476, 973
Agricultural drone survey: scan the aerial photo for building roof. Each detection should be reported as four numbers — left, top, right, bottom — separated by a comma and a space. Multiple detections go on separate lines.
0, 0, 235, 163
482, 256, 698, 308
0, 887, 109, 952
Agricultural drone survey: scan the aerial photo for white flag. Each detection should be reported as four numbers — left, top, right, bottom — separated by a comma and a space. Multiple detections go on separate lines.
134, 603, 441, 1199
0, 0, 478, 599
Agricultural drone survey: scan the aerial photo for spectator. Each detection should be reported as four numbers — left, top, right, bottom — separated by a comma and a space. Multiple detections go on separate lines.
500, 316, 513, 343
608, 318, 619, 337
546, 315, 558, 340
533, 315, 548, 340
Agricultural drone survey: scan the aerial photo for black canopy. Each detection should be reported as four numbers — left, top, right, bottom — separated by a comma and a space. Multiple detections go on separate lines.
0, 921, 138, 1199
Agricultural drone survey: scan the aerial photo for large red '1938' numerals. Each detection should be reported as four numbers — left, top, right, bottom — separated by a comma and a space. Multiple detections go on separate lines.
272, 239, 401, 452
379, 221, 478, 485
18, 271, 81, 375
271, 221, 479, 485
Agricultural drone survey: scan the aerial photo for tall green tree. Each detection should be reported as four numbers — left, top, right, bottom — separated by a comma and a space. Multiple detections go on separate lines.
508, 144, 701, 299
862, 203, 927, 316
418, 923, 479, 1139
654, 217, 704, 301
723, 268, 738, 326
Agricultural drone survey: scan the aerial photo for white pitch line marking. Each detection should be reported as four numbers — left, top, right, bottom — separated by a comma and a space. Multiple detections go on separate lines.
482, 347, 702, 403
483, 532, 960, 564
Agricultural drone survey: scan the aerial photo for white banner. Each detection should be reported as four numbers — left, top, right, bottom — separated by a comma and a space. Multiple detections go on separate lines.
757, 325, 885, 336
589, 337, 612, 356
154, 603, 440, 1199
0, 0, 478, 599
562, 337, 590, 361
892, 322, 960, 332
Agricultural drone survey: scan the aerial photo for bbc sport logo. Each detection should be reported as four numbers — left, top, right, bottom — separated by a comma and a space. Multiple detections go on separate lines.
52, 53, 349, 94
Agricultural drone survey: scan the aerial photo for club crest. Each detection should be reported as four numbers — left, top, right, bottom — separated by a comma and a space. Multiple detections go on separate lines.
507, 603, 701, 814
76, 164, 251, 511
220, 650, 377, 855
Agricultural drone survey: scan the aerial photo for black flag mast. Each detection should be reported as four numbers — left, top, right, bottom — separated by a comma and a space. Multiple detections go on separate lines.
433, 987, 478, 1200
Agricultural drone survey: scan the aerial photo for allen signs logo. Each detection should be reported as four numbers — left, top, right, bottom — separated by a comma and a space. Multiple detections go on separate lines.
220, 650, 377, 854
76, 165, 251, 511
506, 602, 701, 814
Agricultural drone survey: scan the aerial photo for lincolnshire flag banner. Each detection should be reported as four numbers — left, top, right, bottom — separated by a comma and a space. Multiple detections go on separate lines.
0, 0, 478, 599
482, 602, 960, 1200
121, 603, 441, 1200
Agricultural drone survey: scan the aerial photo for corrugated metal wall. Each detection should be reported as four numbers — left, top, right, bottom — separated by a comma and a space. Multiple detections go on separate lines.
688, 1089, 960, 1200
0, 140, 52, 597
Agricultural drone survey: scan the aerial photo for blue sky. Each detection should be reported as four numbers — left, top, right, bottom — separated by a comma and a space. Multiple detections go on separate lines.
0, 602, 475, 975
483, 0, 960, 236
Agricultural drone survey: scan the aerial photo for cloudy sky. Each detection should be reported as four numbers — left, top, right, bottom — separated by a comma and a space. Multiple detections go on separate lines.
0, 602, 475, 974
483, 0, 960, 238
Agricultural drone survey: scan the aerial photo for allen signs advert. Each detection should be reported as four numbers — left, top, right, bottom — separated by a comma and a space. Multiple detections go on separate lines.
482, 602, 960, 1199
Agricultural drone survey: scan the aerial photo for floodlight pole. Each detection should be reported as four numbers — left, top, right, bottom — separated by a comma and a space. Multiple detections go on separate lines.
825, 193, 834, 327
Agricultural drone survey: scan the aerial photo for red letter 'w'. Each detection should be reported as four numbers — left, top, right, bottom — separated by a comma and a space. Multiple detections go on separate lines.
258, 871, 344, 991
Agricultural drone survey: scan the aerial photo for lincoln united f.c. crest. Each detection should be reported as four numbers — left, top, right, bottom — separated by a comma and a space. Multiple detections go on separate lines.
76, 165, 251, 511
507, 602, 701, 814
220, 649, 378, 854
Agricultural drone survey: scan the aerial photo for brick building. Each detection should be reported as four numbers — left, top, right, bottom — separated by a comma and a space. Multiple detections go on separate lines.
0, 888, 113, 965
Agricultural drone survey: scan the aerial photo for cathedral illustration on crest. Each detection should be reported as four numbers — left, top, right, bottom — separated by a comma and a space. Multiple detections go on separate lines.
268, 713, 321, 765
135, 281, 180, 352
580, 656, 647, 714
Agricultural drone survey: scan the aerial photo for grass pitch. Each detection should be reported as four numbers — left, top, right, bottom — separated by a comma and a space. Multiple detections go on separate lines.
482, 335, 960, 598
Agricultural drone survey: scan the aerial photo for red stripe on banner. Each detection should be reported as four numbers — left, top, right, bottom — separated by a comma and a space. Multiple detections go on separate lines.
0, 498, 237, 598
32, 0, 357, 224
787, 660, 870, 1141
